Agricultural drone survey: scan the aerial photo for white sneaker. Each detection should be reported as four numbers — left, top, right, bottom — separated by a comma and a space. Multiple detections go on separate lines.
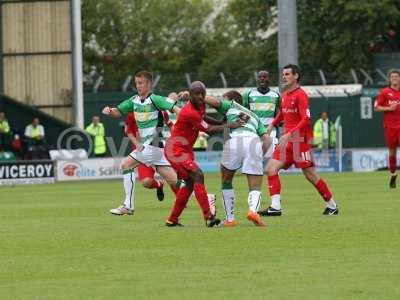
207, 194, 216, 216
110, 205, 133, 216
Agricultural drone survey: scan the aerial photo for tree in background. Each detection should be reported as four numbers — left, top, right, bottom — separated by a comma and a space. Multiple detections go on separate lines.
82, 0, 212, 91
82, 0, 400, 91
198, 0, 278, 86
297, 0, 400, 82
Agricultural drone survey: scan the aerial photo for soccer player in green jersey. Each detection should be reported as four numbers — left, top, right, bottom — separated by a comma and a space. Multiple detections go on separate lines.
242, 70, 280, 167
102, 71, 180, 215
204, 91, 272, 227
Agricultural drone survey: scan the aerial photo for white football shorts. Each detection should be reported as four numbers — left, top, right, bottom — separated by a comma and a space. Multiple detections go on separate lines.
221, 136, 263, 175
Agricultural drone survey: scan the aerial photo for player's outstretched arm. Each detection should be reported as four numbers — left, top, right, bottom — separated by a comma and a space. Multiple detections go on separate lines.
204, 95, 221, 109
204, 115, 223, 125
206, 118, 246, 134
102, 106, 121, 118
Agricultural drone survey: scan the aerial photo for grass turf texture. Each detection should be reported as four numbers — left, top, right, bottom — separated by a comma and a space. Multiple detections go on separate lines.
1, 172, 400, 300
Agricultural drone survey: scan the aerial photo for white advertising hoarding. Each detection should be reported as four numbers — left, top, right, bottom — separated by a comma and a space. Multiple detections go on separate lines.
352, 149, 400, 172
56, 157, 123, 181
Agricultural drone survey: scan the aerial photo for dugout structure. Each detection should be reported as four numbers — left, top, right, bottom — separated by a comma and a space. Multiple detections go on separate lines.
0, 0, 73, 123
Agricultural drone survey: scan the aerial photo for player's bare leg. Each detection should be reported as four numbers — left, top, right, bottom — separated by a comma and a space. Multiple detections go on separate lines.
140, 176, 165, 201
156, 166, 180, 196
302, 167, 339, 215
220, 165, 237, 226
110, 156, 140, 216
246, 175, 265, 227
388, 147, 397, 188
259, 158, 285, 216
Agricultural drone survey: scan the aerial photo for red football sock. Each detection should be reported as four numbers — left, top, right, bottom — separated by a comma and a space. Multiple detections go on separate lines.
193, 183, 211, 220
389, 155, 397, 174
315, 179, 332, 202
267, 175, 281, 196
168, 186, 192, 223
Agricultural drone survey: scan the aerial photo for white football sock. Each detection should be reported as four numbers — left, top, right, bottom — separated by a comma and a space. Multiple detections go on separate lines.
271, 194, 281, 210
248, 190, 261, 212
123, 170, 136, 210
222, 189, 235, 221
326, 198, 337, 209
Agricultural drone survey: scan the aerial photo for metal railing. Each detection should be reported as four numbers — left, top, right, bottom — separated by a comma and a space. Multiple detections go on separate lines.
83, 68, 391, 93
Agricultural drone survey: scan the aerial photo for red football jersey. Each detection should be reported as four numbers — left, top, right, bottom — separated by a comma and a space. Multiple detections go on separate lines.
272, 87, 312, 141
125, 112, 139, 136
375, 87, 400, 129
168, 101, 209, 153
124, 113, 139, 150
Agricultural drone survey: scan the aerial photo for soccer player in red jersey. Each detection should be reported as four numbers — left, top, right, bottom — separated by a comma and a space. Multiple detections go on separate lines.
164, 81, 246, 227
125, 112, 176, 200
258, 64, 339, 216
374, 69, 400, 188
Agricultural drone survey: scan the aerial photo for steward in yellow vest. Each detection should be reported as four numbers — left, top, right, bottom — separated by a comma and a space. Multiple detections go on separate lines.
85, 116, 106, 156
193, 132, 208, 151
313, 112, 336, 150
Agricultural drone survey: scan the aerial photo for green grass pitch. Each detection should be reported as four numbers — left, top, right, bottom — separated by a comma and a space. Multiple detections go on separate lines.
1, 172, 400, 299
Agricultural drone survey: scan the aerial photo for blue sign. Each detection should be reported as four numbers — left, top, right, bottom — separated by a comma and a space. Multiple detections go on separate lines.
195, 150, 350, 173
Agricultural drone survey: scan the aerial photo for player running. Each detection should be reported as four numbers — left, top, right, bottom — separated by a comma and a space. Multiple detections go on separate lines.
124, 111, 173, 201
204, 90, 271, 227
374, 69, 400, 188
258, 64, 339, 216
164, 81, 247, 227
102, 71, 180, 215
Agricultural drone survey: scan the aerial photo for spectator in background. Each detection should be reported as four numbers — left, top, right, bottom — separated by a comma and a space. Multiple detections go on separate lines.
193, 132, 209, 151
313, 111, 336, 150
24, 117, 48, 159
0, 112, 12, 152
85, 116, 106, 157
25, 117, 45, 146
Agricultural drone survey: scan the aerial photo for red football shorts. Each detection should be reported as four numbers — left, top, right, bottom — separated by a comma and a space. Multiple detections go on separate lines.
165, 150, 199, 180
137, 164, 155, 180
384, 127, 400, 149
272, 141, 314, 169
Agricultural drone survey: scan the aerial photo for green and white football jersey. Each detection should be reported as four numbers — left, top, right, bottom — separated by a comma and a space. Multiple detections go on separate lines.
216, 100, 266, 138
117, 94, 176, 145
242, 88, 280, 126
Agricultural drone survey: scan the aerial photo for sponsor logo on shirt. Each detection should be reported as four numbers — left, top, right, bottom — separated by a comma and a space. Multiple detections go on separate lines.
250, 103, 275, 110
135, 111, 154, 122
388, 99, 400, 105
282, 108, 298, 113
